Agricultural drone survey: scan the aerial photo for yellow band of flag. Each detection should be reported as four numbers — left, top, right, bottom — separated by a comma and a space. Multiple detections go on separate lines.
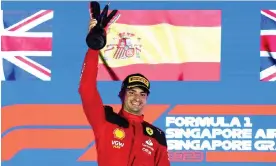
100, 23, 221, 68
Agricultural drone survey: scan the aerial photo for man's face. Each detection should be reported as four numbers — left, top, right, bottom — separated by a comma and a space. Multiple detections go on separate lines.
123, 87, 148, 115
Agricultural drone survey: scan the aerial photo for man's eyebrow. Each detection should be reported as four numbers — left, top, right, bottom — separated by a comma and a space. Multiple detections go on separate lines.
140, 91, 147, 95
127, 89, 146, 93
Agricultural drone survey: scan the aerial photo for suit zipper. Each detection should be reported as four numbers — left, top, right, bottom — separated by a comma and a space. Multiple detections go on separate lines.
127, 124, 136, 166
130, 156, 136, 166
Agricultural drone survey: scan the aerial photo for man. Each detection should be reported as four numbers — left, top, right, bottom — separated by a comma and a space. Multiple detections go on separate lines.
79, 2, 170, 166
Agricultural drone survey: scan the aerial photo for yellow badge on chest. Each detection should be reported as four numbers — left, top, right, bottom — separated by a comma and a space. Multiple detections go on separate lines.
146, 127, 154, 136
113, 128, 125, 140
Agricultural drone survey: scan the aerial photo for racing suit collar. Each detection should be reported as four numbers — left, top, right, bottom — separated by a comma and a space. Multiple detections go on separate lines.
120, 110, 144, 122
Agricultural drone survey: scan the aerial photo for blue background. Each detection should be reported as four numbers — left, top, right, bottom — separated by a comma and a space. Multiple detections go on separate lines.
2, 1, 276, 166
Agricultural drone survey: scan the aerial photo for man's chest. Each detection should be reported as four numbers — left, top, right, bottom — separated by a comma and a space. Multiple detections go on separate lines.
100, 122, 159, 157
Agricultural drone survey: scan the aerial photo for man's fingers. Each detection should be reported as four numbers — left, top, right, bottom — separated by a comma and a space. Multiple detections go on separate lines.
100, 4, 109, 24
88, 19, 97, 31
90, 1, 100, 19
102, 9, 118, 28
89, 2, 119, 28
106, 10, 118, 24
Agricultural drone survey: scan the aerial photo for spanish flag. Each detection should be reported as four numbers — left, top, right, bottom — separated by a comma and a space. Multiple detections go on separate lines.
98, 10, 221, 81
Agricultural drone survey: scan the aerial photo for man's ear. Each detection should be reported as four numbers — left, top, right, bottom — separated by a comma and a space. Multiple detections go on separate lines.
118, 91, 121, 99
118, 90, 125, 101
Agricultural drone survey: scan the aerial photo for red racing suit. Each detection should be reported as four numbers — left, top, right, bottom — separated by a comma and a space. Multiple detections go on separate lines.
79, 48, 170, 166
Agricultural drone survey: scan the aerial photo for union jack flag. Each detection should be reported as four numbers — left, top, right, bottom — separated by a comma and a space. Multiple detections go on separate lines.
260, 10, 276, 81
1, 10, 53, 81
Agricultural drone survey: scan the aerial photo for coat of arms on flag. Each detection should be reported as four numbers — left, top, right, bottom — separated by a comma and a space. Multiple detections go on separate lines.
260, 10, 276, 82
1, 10, 53, 81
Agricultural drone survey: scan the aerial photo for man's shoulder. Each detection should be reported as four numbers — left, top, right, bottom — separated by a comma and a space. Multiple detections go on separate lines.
142, 121, 167, 147
103, 105, 129, 128
143, 121, 166, 135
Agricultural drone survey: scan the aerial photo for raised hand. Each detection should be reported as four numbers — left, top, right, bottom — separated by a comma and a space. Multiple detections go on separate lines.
86, 1, 119, 50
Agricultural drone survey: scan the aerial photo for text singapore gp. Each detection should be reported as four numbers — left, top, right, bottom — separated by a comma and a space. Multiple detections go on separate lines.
165, 116, 253, 151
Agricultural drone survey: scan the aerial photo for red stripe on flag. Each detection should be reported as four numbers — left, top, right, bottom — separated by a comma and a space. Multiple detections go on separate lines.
1, 36, 52, 51
9, 10, 52, 31
15, 56, 51, 76
114, 10, 221, 27
97, 62, 220, 81
262, 10, 276, 20
261, 35, 276, 52
261, 71, 276, 81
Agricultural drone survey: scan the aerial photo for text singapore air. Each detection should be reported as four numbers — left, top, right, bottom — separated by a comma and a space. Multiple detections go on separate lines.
165, 116, 254, 151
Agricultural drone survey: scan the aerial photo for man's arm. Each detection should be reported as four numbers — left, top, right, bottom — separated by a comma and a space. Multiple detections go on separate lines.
79, 1, 119, 134
155, 146, 170, 166
155, 133, 171, 166
78, 46, 106, 134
